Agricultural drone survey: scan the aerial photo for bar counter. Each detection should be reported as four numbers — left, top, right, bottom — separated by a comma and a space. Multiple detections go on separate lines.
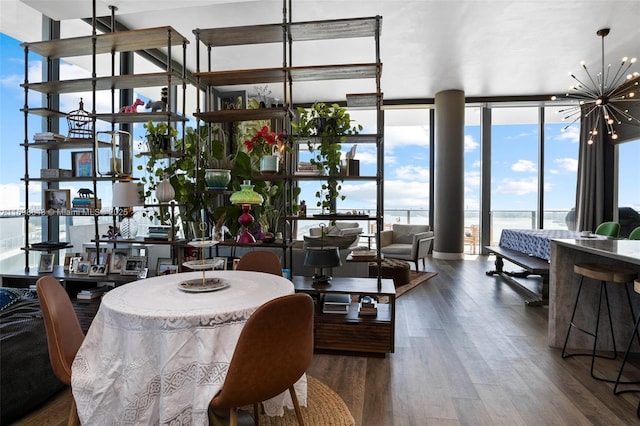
549, 239, 640, 349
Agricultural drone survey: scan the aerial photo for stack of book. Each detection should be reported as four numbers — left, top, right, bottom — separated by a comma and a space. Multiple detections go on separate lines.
147, 225, 171, 240
358, 296, 378, 316
33, 132, 65, 143
77, 286, 109, 300
322, 293, 351, 314
72, 197, 101, 213
297, 162, 323, 175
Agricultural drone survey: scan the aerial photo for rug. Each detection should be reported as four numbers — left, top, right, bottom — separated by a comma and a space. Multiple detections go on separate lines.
395, 271, 438, 298
259, 376, 355, 426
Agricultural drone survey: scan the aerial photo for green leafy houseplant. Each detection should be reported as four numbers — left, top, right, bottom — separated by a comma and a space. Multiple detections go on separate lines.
143, 120, 178, 153
292, 102, 362, 213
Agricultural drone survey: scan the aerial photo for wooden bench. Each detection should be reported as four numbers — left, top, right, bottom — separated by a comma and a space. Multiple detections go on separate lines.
485, 246, 550, 306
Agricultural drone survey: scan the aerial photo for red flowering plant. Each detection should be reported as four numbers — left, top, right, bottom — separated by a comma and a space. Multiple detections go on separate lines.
243, 126, 285, 157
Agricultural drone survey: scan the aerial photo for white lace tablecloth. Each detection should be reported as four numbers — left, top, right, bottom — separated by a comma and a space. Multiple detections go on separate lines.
72, 270, 304, 425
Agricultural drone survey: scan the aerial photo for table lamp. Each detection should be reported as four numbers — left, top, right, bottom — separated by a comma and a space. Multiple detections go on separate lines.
229, 180, 264, 244
304, 246, 342, 286
303, 225, 342, 285
112, 181, 143, 239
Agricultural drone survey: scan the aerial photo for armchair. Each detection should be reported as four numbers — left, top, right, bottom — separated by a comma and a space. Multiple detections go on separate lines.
380, 224, 434, 271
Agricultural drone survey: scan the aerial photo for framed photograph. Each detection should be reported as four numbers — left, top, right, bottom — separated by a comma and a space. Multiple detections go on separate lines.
89, 264, 108, 276
213, 89, 246, 111
76, 261, 91, 275
156, 257, 175, 275
72, 151, 93, 177
158, 264, 178, 275
109, 249, 129, 274
138, 268, 149, 279
84, 247, 98, 264
63, 252, 79, 271
121, 256, 146, 276
38, 253, 55, 273
69, 256, 83, 273
44, 189, 70, 211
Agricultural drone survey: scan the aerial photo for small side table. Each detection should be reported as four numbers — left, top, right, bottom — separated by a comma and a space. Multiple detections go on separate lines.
360, 234, 376, 249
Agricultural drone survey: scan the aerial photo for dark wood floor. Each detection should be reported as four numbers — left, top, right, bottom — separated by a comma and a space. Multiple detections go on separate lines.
14, 256, 640, 425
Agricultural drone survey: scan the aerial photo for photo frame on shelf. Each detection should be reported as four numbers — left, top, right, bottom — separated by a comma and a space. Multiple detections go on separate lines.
69, 256, 83, 273
71, 151, 93, 177
121, 256, 147, 276
76, 261, 91, 275
156, 258, 176, 275
109, 249, 130, 274
63, 252, 79, 271
38, 253, 55, 273
212, 89, 246, 111
89, 264, 108, 276
44, 189, 70, 211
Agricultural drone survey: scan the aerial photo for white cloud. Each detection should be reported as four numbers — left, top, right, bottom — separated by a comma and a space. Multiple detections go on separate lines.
512, 159, 537, 172
393, 165, 429, 181
385, 126, 429, 150
555, 157, 578, 173
494, 177, 538, 195
464, 134, 479, 152
465, 170, 480, 189
557, 124, 580, 143
0, 184, 23, 209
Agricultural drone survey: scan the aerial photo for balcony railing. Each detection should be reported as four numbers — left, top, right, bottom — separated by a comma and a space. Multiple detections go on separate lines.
0, 209, 576, 272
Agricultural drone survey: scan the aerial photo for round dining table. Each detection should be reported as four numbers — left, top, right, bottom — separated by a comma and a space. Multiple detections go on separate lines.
71, 270, 304, 425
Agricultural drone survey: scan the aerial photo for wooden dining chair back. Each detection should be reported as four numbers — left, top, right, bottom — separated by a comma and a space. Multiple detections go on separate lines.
208, 293, 314, 426
235, 250, 283, 276
36, 276, 84, 426
595, 221, 620, 238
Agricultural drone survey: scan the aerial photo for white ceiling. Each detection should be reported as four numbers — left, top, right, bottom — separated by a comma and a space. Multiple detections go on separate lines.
3, 0, 640, 105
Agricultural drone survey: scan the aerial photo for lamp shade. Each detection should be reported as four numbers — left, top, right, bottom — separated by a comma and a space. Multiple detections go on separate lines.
112, 181, 142, 207
304, 247, 342, 268
229, 180, 264, 206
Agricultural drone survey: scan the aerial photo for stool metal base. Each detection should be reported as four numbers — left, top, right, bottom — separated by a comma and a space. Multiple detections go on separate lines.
562, 275, 640, 384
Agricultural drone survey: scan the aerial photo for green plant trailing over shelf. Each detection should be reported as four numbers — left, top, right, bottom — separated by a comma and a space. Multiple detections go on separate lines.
143, 120, 178, 153
292, 102, 362, 213
138, 125, 254, 237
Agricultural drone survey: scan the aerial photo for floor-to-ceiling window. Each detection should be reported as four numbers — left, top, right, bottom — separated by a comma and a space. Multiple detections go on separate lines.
544, 105, 579, 230
617, 140, 640, 238
489, 107, 539, 243
464, 106, 481, 252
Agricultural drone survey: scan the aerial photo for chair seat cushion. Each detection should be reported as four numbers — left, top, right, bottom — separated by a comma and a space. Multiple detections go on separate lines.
380, 243, 412, 257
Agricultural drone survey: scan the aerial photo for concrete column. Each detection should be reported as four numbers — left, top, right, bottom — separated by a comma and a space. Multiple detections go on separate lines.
433, 89, 465, 260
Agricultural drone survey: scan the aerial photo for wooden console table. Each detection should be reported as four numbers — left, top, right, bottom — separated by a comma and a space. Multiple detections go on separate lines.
293, 276, 395, 355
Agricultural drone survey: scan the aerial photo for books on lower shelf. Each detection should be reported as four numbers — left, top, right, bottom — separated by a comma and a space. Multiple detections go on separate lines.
76, 286, 109, 300
322, 293, 351, 314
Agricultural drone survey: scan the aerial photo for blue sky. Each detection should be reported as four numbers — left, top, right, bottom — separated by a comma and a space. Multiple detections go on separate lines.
1, 32, 638, 215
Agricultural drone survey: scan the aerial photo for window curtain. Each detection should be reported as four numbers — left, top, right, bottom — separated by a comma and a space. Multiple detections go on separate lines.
574, 107, 605, 232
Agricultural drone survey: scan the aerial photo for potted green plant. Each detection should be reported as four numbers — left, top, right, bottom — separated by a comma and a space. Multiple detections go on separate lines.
143, 120, 178, 153
292, 102, 362, 213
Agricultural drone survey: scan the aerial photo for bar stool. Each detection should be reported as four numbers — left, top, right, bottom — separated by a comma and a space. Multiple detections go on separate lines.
562, 262, 638, 382
614, 279, 640, 394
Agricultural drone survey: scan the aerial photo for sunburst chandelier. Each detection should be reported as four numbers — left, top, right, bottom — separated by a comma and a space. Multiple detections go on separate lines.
553, 28, 640, 144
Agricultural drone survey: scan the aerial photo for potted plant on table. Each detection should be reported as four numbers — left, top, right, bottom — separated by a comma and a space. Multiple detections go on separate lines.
243, 125, 286, 174
292, 102, 362, 213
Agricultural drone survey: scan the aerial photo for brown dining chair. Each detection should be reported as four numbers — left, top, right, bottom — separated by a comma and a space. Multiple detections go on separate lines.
36, 276, 84, 426
235, 250, 283, 277
208, 293, 314, 426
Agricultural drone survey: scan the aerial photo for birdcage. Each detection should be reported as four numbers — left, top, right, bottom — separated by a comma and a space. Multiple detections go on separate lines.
66, 98, 93, 139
